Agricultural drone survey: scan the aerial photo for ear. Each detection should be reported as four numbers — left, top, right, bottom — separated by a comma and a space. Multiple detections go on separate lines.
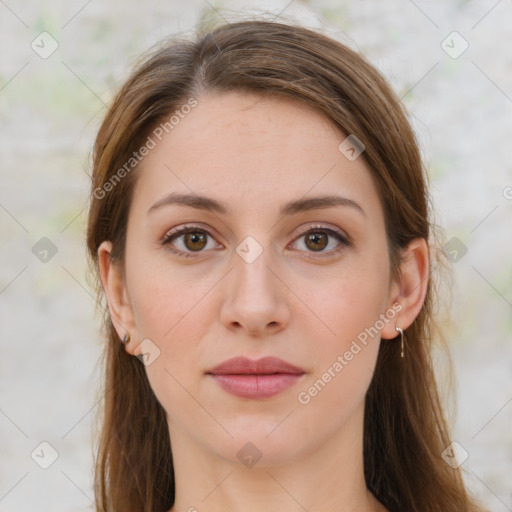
98, 241, 138, 355
381, 237, 429, 340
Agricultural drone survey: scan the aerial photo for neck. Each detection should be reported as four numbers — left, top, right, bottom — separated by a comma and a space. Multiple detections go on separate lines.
167, 403, 386, 512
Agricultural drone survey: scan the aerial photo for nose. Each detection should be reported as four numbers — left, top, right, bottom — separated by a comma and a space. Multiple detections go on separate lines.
219, 246, 291, 337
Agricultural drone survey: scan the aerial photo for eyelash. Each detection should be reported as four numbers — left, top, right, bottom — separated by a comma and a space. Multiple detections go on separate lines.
161, 224, 351, 259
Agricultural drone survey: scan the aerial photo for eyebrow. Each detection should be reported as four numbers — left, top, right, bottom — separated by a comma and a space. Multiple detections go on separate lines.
147, 192, 366, 218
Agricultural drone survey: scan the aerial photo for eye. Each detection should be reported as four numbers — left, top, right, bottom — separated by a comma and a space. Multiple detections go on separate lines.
162, 223, 350, 259
290, 225, 350, 255
161, 225, 221, 257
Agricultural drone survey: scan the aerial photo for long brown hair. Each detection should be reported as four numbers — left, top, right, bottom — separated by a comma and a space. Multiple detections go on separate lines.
86, 18, 483, 512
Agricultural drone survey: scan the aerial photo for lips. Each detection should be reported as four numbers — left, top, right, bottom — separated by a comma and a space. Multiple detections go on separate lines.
208, 356, 305, 375
207, 356, 306, 399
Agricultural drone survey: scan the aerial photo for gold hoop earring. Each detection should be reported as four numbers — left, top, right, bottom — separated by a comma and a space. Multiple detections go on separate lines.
395, 325, 404, 358
121, 333, 130, 344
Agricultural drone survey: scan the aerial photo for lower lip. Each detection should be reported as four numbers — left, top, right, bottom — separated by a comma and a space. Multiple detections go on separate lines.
209, 373, 304, 399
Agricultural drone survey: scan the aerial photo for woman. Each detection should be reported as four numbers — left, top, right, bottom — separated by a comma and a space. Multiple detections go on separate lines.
86, 19, 484, 512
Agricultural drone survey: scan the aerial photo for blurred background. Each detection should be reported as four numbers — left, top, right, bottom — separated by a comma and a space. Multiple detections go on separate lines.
0, 0, 511, 510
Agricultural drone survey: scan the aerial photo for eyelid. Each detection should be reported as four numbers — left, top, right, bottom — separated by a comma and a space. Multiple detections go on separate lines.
161, 223, 218, 244
161, 224, 224, 256
292, 223, 350, 244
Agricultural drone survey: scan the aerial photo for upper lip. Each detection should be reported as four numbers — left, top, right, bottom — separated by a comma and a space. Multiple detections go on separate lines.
207, 356, 305, 375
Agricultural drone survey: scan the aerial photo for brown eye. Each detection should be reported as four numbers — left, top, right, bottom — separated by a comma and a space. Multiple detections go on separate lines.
291, 226, 350, 256
162, 226, 219, 257
183, 231, 207, 251
305, 232, 328, 251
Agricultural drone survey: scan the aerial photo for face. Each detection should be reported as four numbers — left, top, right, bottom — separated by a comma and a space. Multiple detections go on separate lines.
110, 91, 402, 465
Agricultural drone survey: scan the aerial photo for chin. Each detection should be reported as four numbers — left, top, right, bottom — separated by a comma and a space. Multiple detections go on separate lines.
207, 420, 314, 467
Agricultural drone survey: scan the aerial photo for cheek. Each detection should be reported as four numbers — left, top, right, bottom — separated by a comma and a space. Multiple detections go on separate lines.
293, 275, 385, 431
127, 251, 217, 342
294, 260, 389, 399
126, 264, 218, 418
303, 260, 390, 348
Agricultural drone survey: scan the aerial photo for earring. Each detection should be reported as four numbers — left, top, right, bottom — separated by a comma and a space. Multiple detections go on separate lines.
121, 333, 130, 344
395, 325, 404, 358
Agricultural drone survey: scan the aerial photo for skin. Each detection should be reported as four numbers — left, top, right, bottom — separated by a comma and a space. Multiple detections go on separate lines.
99, 91, 429, 512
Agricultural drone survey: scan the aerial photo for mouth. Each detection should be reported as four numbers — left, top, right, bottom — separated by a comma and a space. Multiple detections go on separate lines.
206, 356, 306, 399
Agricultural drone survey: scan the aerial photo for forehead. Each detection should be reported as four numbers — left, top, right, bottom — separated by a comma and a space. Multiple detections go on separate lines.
131, 91, 382, 220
